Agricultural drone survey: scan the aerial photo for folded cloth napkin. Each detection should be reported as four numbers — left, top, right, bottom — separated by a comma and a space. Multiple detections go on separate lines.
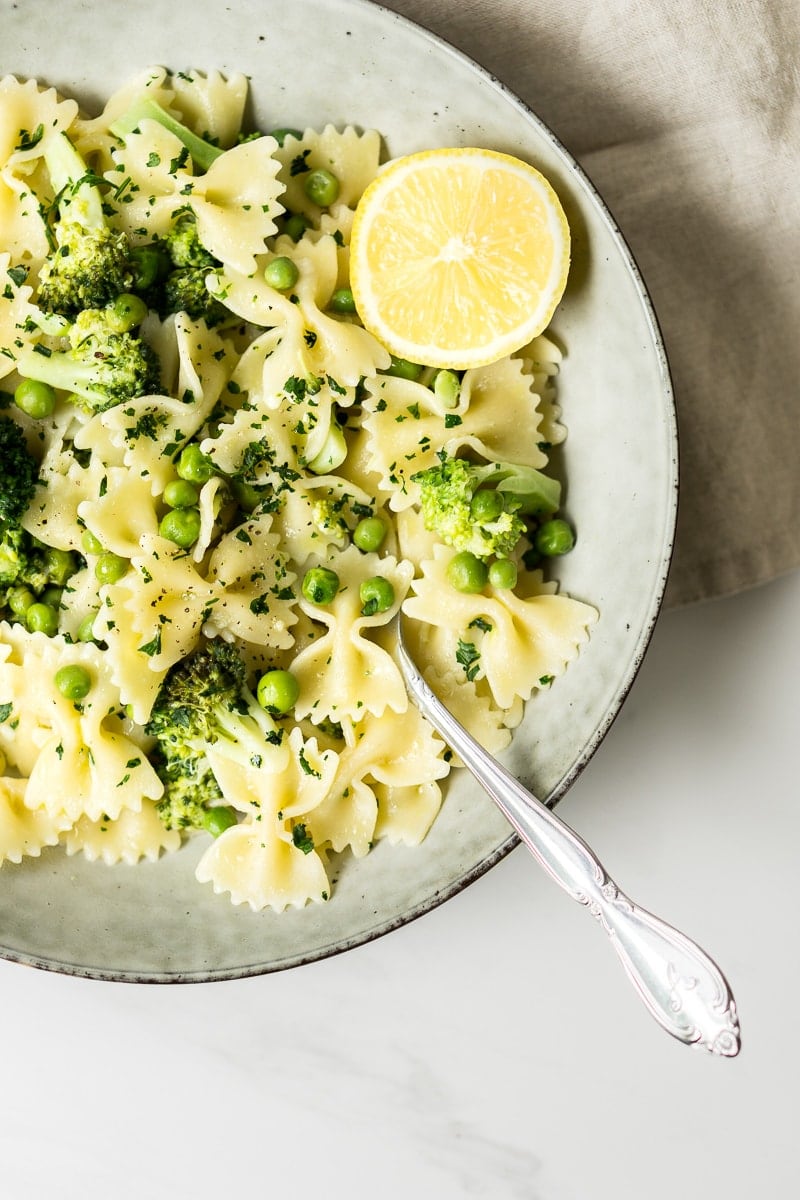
382, 0, 800, 606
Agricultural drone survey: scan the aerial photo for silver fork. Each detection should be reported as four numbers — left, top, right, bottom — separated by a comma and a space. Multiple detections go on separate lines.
394, 616, 741, 1056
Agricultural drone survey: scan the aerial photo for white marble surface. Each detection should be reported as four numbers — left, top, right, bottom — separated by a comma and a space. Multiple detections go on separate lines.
2, 568, 797, 1198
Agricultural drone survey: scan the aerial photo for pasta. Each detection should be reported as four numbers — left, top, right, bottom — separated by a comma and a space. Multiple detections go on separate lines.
0, 69, 597, 911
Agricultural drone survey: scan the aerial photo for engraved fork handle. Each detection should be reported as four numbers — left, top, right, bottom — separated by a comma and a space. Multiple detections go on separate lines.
396, 630, 741, 1056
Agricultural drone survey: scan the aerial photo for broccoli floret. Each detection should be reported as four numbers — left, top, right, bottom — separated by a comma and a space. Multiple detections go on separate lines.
0, 416, 79, 611
162, 267, 230, 326
145, 638, 284, 773
0, 414, 38, 525
162, 211, 216, 269
36, 131, 133, 317
15, 307, 161, 413
152, 753, 225, 832
412, 455, 562, 560
132, 212, 229, 326
160, 212, 229, 325
109, 96, 223, 173
0, 526, 77, 595
0, 525, 42, 591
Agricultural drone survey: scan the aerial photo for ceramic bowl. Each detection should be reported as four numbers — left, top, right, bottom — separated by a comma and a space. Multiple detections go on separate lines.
0, 0, 677, 981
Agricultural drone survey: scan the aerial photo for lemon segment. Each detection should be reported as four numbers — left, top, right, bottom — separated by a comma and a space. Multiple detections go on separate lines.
350, 147, 571, 370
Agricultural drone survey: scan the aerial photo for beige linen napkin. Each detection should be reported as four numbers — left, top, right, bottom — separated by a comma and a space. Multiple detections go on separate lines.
382, 0, 800, 606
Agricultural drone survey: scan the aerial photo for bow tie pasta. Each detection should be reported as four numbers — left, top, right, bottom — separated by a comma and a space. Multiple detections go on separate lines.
0, 68, 596, 914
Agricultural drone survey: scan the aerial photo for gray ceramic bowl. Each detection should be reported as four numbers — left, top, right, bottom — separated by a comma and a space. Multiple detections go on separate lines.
1, 0, 677, 981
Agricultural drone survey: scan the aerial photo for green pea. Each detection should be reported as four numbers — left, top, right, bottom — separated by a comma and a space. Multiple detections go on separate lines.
433, 369, 461, 409
54, 664, 92, 700
304, 168, 340, 207
269, 128, 302, 147
352, 516, 387, 553
176, 443, 214, 483
231, 479, 263, 513
329, 287, 356, 314
129, 244, 169, 291
264, 255, 299, 291
81, 528, 104, 555
470, 489, 505, 524
41, 585, 63, 608
386, 355, 423, 381
446, 550, 488, 594
488, 558, 518, 590
43, 547, 79, 586
7, 586, 35, 617
359, 575, 395, 616
283, 212, 310, 242
301, 566, 340, 605
256, 669, 300, 715
163, 478, 199, 509
201, 805, 238, 837
159, 507, 201, 548
14, 378, 56, 419
107, 292, 148, 332
25, 602, 59, 636
77, 609, 100, 643
534, 518, 575, 557
95, 552, 129, 584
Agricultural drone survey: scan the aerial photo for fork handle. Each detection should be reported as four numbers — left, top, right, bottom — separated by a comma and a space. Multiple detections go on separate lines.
401, 651, 740, 1055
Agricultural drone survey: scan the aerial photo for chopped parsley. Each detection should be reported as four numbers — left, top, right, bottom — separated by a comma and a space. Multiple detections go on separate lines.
455, 639, 481, 682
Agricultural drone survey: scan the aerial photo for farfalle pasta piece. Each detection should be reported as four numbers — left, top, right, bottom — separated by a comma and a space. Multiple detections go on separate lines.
181, 139, 284, 274
307, 705, 449, 856
0, 75, 78, 266
0, 75, 78, 169
195, 817, 330, 912
167, 69, 248, 149
519, 333, 566, 449
360, 374, 451, 510
195, 728, 336, 910
291, 545, 414, 722
290, 233, 390, 389
64, 799, 181, 865
0, 251, 35, 379
0, 775, 71, 866
103, 122, 190, 240
372, 781, 443, 847
274, 126, 381, 220
197, 328, 305, 477
215, 234, 389, 388
394, 506, 440, 572
1, 634, 40, 772
21, 418, 112, 552
77, 467, 160, 557
0, 627, 163, 823
205, 726, 335, 819
455, 355, 550, 466
404, 546, 598, 709
95, 534, 216, 722
203, 513, 298, 650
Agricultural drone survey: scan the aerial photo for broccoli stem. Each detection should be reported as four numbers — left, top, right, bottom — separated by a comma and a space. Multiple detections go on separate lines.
14, 345, 108, 408
477, 462, 561, 517
44, 131, 106, 231
110, 98, 223, 173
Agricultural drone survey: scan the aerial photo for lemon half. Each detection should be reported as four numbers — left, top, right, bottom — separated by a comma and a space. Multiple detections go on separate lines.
350, 147, 571, 370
